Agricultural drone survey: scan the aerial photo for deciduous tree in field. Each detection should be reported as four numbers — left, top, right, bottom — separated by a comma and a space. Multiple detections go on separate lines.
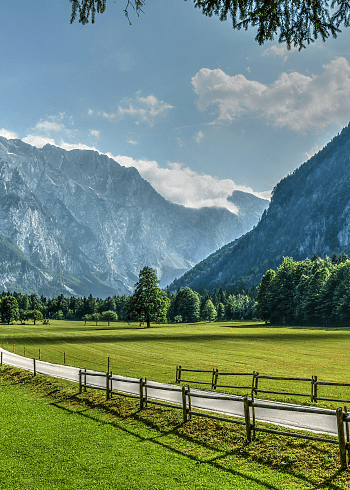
27, 310, 44, 325
0, 296, 20, 324
82, 314, 92, 325
126, 266, 170, 328
101, 310, 118, 326
91, 312, 101, 325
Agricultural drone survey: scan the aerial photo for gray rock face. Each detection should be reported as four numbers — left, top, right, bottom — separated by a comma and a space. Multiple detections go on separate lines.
0, 137, 268, 297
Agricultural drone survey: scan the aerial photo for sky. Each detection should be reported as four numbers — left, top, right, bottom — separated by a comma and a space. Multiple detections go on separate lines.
2, 1, 350, 211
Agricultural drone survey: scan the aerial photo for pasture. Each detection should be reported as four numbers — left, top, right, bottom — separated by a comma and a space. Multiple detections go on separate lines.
1, 320, 350, 407
2, 321, 350, 489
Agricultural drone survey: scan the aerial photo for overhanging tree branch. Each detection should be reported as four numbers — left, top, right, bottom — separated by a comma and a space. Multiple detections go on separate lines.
69, 0, 350, 49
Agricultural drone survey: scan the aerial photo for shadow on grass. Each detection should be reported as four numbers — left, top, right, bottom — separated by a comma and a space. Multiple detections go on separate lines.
49, 398, 281, 490
49, 390, 346, 490
1, 329, 349, 346
1, 367, 346, 490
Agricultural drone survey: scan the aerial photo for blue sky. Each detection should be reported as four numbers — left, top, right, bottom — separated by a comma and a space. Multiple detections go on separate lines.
2, 1, 350, 211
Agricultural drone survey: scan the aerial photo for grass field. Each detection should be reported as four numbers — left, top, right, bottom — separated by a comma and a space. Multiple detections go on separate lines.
1, 320, 350, 407
1, 367, 349, 490
2, 321, 350, 489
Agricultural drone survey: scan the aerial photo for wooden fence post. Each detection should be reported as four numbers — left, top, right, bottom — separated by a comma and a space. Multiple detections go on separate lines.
244, 396, 252, 443
79, 370, 82, 394
13, 344, 15, 353
64, 352, 66, 365
23, 346, 25, 357
1, 351, 2, 366
178, 366, 182, 383
39, 348, 41, 360
313, 375, 318, 403
144, 378, 148, 408
84, 369, 87, 392
253, 371, 259, 397
106, 372, 110, 400
139, 378, 144, 410
212, 368, 218, 390
182, 386, 188, 423
344, 406, 350, 462
336, 407, 348, 470
33, 358, 36, 376
107, 356, 110, 374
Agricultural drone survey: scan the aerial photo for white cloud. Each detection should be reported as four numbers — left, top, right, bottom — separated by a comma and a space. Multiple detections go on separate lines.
99, 94, 174, 126
303, 144, 322, 160
59, 141, 99, 152
263, 44, 298, 62
23, 135, 99, 153
194, 130, 204, 143
128, 139, 138, 146
192, 57, 350, 131
90, 130, 100, 137
33, 113, 74, 135
22, 135, 57, 147
88, 109, 94, 115
109, 155, 270, 212
0, 128, 18, 139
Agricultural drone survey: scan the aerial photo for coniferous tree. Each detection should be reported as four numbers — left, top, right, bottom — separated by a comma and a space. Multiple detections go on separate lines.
69, 0, 350, 50
202, 299, 217, 321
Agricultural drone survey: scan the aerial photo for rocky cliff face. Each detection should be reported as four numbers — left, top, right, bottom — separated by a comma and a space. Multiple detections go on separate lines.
169, 122, 350, 291
0, 137, 268, 297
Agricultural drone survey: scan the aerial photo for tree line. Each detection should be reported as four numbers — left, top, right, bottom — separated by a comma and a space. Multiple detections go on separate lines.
256, 253, 350, 326
0, 266, 258, 325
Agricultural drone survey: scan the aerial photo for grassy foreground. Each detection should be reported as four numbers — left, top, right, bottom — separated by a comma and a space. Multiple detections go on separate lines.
1, 367, 349, 490
1, 320, 350, 406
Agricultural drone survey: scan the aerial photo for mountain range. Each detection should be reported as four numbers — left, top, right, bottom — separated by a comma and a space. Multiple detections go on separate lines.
0, 137, 268, 297
169, 123, 350, 292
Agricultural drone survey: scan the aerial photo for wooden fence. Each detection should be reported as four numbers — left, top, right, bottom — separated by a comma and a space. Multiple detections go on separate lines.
2, 350, 350, 470
176, 366, 350, 405
79, 368, 350, 470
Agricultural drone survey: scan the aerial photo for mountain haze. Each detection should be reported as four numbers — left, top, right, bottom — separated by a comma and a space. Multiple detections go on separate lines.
0, 137, 268, 297
169, 123, 350, 291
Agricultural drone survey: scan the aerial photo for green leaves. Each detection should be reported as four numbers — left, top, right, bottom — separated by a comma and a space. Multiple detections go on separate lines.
0, 295, 20, 324
257, 255, 350, 326
69, 1, 350, 49
126, 266, 170, 327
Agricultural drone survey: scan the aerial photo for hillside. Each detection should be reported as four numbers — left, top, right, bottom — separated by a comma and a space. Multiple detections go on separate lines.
0, 137, 268, 297
168, 123, 350, 291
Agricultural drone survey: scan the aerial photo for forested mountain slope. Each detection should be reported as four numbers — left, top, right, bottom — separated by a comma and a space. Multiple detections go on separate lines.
168, 123, 350, 291
0, 137, 267, 297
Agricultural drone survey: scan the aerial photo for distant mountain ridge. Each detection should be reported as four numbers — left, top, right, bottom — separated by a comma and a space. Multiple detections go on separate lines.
0, 137, 268, 297
168, 123, 350, 292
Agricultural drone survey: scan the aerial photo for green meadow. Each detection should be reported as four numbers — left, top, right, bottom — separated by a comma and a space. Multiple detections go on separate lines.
1, 320, 350, 407
2, 321, 350, 489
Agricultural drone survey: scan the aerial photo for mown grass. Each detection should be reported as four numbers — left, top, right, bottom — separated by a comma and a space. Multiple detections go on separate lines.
1, 320, 350, 407
1, 366, 350, 490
